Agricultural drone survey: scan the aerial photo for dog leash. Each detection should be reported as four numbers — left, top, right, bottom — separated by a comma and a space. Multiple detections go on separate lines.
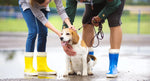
77, 21, 104, 48
91, 22, 104, 48
78, 26, 83, 31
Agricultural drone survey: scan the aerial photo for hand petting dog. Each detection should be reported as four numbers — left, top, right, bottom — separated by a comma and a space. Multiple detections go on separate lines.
61, 43, 76, 56
61, 28, 76, 56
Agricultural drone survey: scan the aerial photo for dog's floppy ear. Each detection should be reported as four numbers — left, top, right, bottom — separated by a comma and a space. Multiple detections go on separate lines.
71, 30, 79, 44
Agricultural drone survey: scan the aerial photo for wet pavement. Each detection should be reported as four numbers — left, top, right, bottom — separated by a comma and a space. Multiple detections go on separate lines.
0, 32, 150, 81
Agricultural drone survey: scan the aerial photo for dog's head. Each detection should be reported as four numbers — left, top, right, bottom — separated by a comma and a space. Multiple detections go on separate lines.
60, 28, 79, 45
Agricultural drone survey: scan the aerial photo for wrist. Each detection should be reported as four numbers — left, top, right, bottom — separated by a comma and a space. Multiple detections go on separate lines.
65, 18, 72, 27
57, 31, 61, 37
96, 16, 101, 22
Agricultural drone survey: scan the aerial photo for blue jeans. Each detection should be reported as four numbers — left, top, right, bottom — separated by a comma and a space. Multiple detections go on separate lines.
19, 6, 48, 52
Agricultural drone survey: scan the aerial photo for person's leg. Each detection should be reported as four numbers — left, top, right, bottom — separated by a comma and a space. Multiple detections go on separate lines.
82, 24, 94, 49
36, 9, 56, 75
110, 26, 122, 49
106, 0, 125, 78
36, 9, 48, 52
82, 25, 94, 56
21, 8, 38, 52
82, 3, 105, 55
82, 24, 95, 55
106, 26, 122, 78
19, 6, 38, 75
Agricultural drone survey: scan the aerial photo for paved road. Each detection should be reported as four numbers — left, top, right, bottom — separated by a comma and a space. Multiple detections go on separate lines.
0, 32, 150, 50
0, 32, 150, 81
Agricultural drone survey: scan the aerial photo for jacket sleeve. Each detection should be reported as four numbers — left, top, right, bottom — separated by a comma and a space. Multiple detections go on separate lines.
54, 0, 68, 22
65, 0, 77, 25
98, 0, 121, 20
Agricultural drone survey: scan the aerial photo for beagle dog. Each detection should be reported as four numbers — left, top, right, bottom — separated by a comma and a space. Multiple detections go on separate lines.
60, 28, 97, 76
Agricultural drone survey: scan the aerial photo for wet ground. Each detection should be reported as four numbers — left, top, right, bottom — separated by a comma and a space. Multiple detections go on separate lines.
0, 32, 150, 81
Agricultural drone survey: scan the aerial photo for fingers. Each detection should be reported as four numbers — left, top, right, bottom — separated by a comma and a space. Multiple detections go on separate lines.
65, 49, 76, 56
69, 25, 76, 31
62, 44, 76, 56
66, 45, 76, 56
91, 16, 101, 27
92, 18, 98, 27
66, 51, 76, 56
92, 22, 99, 27
66, 44, 73, 49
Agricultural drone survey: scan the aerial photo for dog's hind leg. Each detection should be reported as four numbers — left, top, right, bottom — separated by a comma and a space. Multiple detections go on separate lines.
88, 61, 93, 75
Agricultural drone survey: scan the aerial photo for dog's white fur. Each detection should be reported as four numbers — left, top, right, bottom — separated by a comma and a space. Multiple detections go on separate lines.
60, 28, 96, 76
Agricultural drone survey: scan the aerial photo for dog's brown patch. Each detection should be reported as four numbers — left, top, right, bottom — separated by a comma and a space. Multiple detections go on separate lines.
87, 55, 97, 63
69, 29, 79, 44
81, 40, 87, 47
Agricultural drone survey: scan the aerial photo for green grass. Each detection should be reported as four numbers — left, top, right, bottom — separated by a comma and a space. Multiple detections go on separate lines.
121, 14, 150, 34
0, 18, 27, 32
0, 14, 150, 34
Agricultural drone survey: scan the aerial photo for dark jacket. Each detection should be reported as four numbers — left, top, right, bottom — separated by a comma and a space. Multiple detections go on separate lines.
65, 0, 121, 25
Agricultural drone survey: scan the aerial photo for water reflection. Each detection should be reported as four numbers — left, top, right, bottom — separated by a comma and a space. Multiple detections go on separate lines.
1, 46, 150, 63
24, 75, 38, 79
24, 75, 57, 79
0, 46, 150, 80
0, 50, 24, 79
5, 52, 15, 61
38, 75, 57, 79
0, 50, 23, 61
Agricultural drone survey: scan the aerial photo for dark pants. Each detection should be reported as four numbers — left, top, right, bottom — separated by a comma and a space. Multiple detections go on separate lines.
82, 0, 125, 27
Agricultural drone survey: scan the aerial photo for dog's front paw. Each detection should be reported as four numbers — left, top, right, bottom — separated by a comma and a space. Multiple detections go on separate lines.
88, 71, 93, 75
63, 73, 68, 77
82, 72, 88, 76
63, 71, 68, 77
68, 70, 74, 75
77, 71, 81, 76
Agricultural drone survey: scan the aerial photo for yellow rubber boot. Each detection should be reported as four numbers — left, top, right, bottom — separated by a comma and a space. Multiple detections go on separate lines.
37, 52, 57, 75
24, 52, 37, 75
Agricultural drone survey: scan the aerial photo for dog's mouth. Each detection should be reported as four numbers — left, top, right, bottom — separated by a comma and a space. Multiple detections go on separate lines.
61, 40, 71, 46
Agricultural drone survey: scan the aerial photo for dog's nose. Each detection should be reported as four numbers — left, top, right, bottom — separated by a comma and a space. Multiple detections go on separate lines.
60, 37, 64, 41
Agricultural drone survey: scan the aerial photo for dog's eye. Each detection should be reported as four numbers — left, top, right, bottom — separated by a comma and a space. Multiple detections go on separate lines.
66, 33, 70, 35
